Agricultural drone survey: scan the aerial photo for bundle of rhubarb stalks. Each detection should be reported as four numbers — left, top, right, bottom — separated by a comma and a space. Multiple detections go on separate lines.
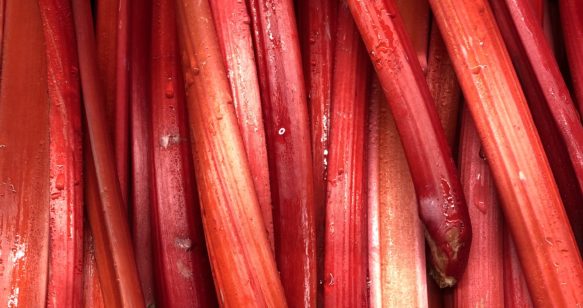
0, 0, 582, 306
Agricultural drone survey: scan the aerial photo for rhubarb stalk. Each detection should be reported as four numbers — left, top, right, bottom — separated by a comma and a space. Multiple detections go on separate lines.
490, 0, 583, 247
452, 107, 504, 307
323, 3, 369, 306
129, 0, 156, 305
503, 229, 533, 307
367, 77, 381, 308
559, 0, 583, 115
175, 0, 287, 305
0, 0, 50, 305
72, 0, 145, 305
375, 78, 429, 307
347, 0, 472, 287
209, 0, 274, 247
247, 0, 317, 304
395, 0, 431, 73
39, 0, 84, 306
428, 0, 583, 304
151, 0, 217, 305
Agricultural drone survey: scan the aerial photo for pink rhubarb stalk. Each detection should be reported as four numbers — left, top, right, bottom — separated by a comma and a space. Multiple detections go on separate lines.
323, 3, 369, 306
40, 0, 84, 306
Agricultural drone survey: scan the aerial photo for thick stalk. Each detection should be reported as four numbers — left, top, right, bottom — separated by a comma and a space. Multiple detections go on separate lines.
175, 0, 287, 305
151, 0, 217, 305
347, 0, 472, 287
72, 0, 145, 305
209, 0, 274, 247
129, 0, 155, 305
0, 0, 50, 305
428, 0, 583, 305
490, 0, 583, 248
323, 3, 369, 306
375, 78, 429, 307
39, 0, 84, 306
247, 0, 317, 305
559, 0, 583, 115
452, 107, 504, 307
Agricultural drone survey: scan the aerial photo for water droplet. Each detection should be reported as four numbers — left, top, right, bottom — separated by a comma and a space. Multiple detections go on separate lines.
278, 128, 286, 135
192, 67, 200, 75
165, 80, 175, 98
479, 147, 487, 161
474, 200, 487, 214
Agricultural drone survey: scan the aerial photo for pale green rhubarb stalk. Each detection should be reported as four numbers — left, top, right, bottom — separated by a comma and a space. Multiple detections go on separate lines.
428, 0, 583, 305
452, 107, 504, 307
323, 2, 369, 306
72, 0, 145, 305
175, 0, 287, 305
0, 0, 50, 305
39, 0, 84, 306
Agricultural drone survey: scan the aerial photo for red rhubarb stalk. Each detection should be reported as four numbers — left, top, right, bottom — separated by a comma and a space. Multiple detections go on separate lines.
347, 0, 472, 287
39, 0, 84, 306
503, 229, 534, 308
426, 24, 462, 147
0, 0, 50, 305
367, 78, 381, 308
323, 3, 369, 306
428, 0, 583, 305
453, 107, 504, 307
151, 0, 217, 305
0, 0, 5, 75
72, 0, 145, 305
129, 0, 156, 305
296, 1, 337, 303
175, 0, 287, 305
394, 0, 431, 73
490, 0, 583, 247
247, 0, 317, 304
82, 229, 106, 308
209, 0, 274, 247
559, 0, 583, 115
114, 0, 130, 203
374, 78, 429, 307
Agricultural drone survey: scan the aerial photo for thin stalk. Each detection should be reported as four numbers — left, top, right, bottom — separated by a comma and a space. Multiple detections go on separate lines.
0, 0, 5, 75
395, 0, 431, 73
323, 3, 369, 306
72, 0, 145, 305
490, 0, 583, 248
559, 0, 583, 115
367, 77, 381, 308
347, 0, 472, 287
375, 78, 429, 307
129, 0, 155, 305
175, 0, 287, 305
428, 0, 583, 305
82, 228, 105, 307
0, 0, 50, 305
452, 107, 504, 307
39, 0, 84, 306
296, 2, 337, 300
209, 0, 274, 247
426, 23, 462, 148
503, 228, 534, 308
150, 0, 217, 305
114, 0, 130, 203
247, 0, 317, 305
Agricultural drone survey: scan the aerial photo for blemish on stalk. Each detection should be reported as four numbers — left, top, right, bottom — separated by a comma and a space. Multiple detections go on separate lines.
7, 286, 19, 307
518, 171, 526, 181
328, 273, 335, 286
0, 144, 5, 149
176, 260, 193, 278
175, 237, 192, 251
160, 135, 181, 149
470, 64, 487, 74
545, 237, 553, 246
